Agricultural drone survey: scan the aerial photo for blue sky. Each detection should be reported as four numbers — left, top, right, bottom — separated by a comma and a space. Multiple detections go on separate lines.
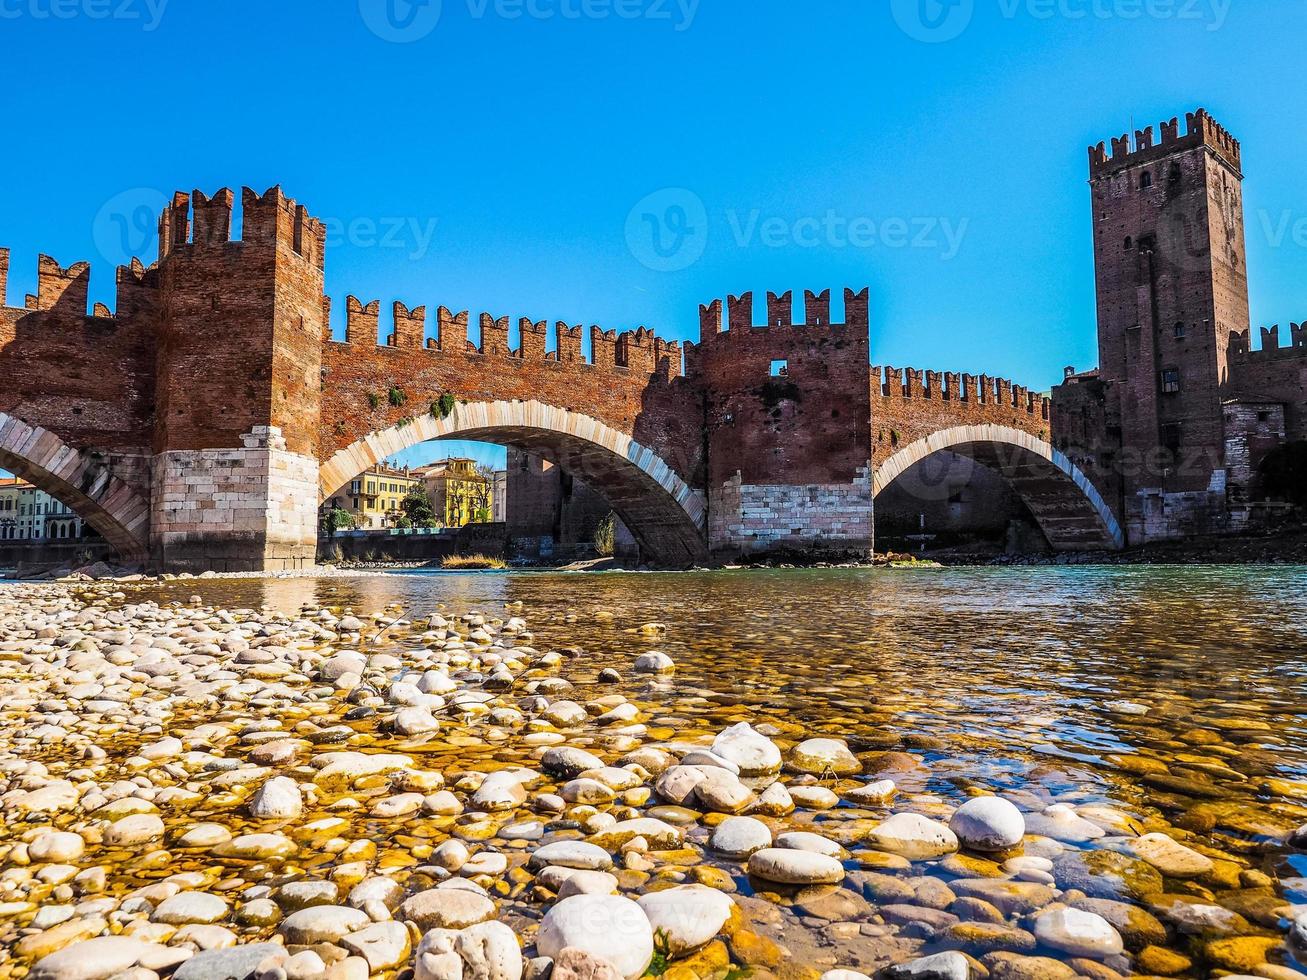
3, 0, 1305, 474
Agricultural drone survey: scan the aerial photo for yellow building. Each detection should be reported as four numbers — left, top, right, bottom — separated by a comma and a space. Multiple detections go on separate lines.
322, 464, 423, 529
414, 458, 493, 528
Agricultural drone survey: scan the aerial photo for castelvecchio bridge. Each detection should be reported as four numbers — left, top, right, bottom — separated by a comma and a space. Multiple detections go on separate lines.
0, 186, 1123, 570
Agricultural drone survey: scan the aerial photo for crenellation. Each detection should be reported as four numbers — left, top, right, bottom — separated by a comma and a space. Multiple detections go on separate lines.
766, 290, 792, 327
844, 287, 869, 329
481, 313, 511, 357
191, 188, 234, 244
437, 307, 469, 352
158, 191, 190, 258
805, 289, 830, 326
36, 255, 90, 315
554, 322, 583, 363
345, 296, 380, 346
904, 367, 922, 397
698, 299, 722, 335
944, 371, 960, 400
0, 247, 7, 307
519, 317, 547, 359
1090, 107, 1242, 177
591, 325, 618, 368
389, 301, 426, 349
727, 292, 753, 331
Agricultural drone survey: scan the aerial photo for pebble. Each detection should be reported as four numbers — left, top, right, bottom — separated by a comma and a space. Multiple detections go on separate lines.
747, 847, 846, 884
950, 796, 1026, 851
869, 812, 960, 859
789, 738, 862, 775
711, 815, 773, 858
536, 894, 654, 979
1033, 908, 1125, 958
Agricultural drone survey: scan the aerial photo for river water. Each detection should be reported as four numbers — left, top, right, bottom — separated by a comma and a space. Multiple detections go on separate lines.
5, 565, 1307, 978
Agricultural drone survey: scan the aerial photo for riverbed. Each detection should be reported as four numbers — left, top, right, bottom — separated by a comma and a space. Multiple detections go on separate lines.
2, 566, 1305, 980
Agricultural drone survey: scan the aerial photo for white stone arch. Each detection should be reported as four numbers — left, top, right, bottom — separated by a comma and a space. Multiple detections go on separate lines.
0, 412, 150, 560
873, 423, 1124, 551
320, 399, 708, 564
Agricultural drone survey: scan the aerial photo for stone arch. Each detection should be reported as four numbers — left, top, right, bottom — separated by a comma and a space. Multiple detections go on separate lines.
0, 412, 150, 561
320, 400, 708, 565
873, 424, 1124, 551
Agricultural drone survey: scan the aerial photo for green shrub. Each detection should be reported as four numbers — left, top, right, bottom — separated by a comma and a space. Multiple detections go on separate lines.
388, 386, 407, 408
595, 512, 616, 557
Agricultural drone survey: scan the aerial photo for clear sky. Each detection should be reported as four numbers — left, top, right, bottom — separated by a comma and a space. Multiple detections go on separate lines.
3, 0, 1305, 475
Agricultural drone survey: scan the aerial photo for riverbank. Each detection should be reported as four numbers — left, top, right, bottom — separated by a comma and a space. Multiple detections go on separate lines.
1, 573, 1306, 980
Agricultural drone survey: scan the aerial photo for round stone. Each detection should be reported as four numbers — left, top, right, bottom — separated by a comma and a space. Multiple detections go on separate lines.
536, 894, 654, 980
869, 812, 959, 859
248, 777, 302, 820
529, 841, 613, 870
152, 891, 229, 925
711, 816, 772, 858
28, 831, 86, 863
747, 847, 846, 885
398, 888, 496, 930
634, 651, 674, 673
279, 905, 371, 944
711, 722, 782, 775
1034, 907, 1125, 958
950, 797, 1026, 851
636, 884, 734, 956
789, 738, 861, 775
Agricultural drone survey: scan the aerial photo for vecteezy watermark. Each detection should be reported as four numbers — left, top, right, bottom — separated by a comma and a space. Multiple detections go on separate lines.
1256, 209, 1307, 251
625, 191, 969, 271
0, 0, 169, 31
321, 216, 440, 261
725, 210, 968, 258
93, 187, 169, 267
890, 0, 1230, 42
357, 0, 443, 42
464, 0, 699, 30
360, 0, 697, 39
891, 0, 975, 43
625, 188, 709, 273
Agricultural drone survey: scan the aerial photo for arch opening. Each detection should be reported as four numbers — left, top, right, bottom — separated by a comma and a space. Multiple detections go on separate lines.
0, 412, 150, 562
873, 424, 1124, 552
320, 401, 708, 566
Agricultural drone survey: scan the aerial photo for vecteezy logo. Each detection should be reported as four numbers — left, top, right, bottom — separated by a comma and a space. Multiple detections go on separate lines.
625, 188, 708, 273
92, 188, 169, 267
358, 0, 442, 42
891, 0, 974, 42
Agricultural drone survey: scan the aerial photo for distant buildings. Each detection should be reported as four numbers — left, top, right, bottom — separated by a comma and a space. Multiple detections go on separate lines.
321, 464, 423, 529
414, 457, 494, 528
0, 477, 89, 542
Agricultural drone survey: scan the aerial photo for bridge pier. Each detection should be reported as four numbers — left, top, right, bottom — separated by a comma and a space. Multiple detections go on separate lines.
150, 427, 319, 572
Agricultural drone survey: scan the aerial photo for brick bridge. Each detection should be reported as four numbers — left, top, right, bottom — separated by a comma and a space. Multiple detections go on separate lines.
0, 187, 1122, 570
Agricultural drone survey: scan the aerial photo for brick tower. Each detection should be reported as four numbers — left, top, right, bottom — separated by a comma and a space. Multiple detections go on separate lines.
151, 187, 327, 570
1085, 109, 1250, 537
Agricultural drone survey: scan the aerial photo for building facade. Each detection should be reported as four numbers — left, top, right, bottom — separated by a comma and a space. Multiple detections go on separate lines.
1052, 108, 1306, 544
321, 464, 422, 529
416, 457, 493, 528
0, 477, 89, 542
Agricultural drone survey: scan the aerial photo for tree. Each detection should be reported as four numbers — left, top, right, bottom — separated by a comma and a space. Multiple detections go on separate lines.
324, 506, 356, 533
399, 490, 439, 528
464, 465, 496, 524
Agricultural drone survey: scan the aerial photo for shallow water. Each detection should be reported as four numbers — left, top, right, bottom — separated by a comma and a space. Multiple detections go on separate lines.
6, 565, 1307, 977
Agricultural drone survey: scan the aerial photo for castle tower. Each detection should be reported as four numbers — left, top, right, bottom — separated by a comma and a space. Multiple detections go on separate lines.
151, 187, 327, 570
1086, 110, 1250, 532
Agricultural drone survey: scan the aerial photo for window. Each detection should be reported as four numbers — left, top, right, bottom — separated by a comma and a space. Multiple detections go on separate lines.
1257, 410, 1271, 422
1140, 171, 1152, 188
1173, 321, 1186, 339
1169, 163, 1182, 183
1161, 422, 1183, 456
769, 359, 788, 377
1160, 368, 1181, 394
1123, 236, 1132, 251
